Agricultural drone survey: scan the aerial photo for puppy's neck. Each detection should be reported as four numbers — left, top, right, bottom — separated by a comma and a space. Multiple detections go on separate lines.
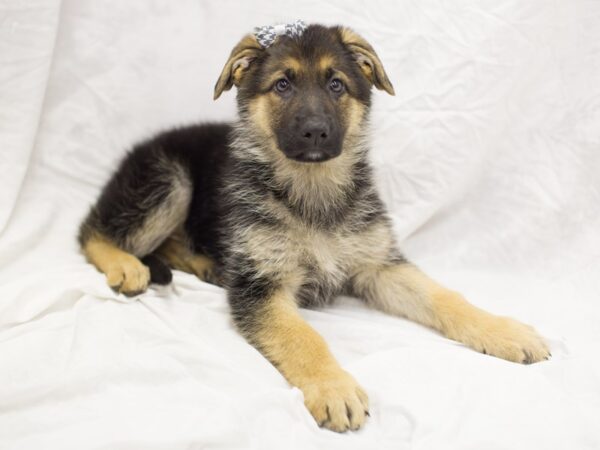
273, 151, 357, 206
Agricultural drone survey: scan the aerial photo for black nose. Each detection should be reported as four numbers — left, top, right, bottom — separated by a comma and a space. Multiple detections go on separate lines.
300, 116, 330, 147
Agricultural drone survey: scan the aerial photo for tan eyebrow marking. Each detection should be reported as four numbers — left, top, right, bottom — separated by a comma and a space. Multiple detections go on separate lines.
282, 57, 302, 73
262, 57, 303, 91
317, 55, 352, 88
329, 70, 351, 88
262, 70, 289, 90
318, 55, 336, 72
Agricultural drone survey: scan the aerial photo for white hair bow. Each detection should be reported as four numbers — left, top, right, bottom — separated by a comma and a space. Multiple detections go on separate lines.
253, 20, 307, 48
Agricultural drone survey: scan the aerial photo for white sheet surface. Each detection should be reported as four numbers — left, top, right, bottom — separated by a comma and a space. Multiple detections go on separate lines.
1, 1, 599, 449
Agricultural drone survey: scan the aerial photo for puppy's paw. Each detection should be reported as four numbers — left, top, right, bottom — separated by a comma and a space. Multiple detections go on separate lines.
475, 316, 550, 364
187, 254, 219, 284
105, 254, 150, 296
300, 370, 369, 432
200, 266, 222, 286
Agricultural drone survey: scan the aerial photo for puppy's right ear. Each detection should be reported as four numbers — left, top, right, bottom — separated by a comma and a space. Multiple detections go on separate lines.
214, 35, 263, 100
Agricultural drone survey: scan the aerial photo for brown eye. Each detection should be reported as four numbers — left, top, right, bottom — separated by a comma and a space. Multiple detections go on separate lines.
329, 78, 344, 93
275, 78, 290, 93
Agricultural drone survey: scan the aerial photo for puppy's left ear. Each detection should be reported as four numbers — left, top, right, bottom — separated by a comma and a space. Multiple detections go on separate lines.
339, 28, 395, 96
214, 34, 263, 100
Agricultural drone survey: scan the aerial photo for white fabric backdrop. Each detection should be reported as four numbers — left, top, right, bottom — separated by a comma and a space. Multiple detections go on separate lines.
1, 0, 599, 449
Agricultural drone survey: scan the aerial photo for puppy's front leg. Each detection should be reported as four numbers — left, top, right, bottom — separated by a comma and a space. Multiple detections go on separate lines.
230, 287, 368, 432
352, 262, 550, 364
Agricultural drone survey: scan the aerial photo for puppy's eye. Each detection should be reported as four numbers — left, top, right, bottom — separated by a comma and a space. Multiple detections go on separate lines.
274, 78, 290, 93
329, 78, 344, 93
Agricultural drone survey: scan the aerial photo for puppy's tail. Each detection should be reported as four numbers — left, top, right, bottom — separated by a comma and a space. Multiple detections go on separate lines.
141, 254, 173, 285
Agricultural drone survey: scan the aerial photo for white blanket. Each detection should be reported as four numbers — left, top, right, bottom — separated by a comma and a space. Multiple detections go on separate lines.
1, 1, 599, 448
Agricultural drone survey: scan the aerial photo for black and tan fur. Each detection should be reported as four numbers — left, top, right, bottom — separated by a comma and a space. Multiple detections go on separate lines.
79, 25, 549, 432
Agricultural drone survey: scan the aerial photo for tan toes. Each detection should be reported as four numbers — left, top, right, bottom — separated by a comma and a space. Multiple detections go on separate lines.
477, 317, 550, 364
105, 255, 150, 296
106, 266, 125, 289
301, 370, 369, 432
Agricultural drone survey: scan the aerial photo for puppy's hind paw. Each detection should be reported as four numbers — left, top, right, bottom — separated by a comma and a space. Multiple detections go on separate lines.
105, 255, 150, 296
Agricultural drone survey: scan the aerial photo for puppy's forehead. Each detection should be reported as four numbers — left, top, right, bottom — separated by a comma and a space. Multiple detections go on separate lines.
263, 28, 347, 75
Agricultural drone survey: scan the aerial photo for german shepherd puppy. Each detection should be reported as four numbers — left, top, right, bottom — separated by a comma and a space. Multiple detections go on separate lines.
79, 25, 550, 432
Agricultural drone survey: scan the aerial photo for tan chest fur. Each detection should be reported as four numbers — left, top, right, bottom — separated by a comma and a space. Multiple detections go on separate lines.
241, 213, 394, 297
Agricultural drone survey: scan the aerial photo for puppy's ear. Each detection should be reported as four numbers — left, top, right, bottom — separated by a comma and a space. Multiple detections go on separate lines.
339, 28, 395, 96
214, 35, 263, 100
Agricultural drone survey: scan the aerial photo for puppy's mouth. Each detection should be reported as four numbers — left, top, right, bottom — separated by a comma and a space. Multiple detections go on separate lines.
289, 149, 338, 163
277, 142, 342, 163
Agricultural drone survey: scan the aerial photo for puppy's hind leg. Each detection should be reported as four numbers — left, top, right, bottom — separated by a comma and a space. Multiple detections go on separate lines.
155, 233, 218, 285
79, 146, 192, 295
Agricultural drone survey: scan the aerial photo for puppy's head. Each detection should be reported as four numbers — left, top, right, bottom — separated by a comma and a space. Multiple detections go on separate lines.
214, 24, 394, 163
